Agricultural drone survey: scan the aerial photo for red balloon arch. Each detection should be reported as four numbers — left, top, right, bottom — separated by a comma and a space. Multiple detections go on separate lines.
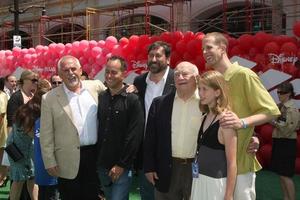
1, 22, 300, 173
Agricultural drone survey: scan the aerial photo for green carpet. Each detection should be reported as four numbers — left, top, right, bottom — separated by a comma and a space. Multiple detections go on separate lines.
1, 170, 299, 199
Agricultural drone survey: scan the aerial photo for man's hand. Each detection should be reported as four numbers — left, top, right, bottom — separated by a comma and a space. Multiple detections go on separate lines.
126, 84, 138, 93
220, 111, 243, 130
47, 166, 59, 177
247, 136, 260, 154
108, 165, 124, 182
145, 172, 159, 185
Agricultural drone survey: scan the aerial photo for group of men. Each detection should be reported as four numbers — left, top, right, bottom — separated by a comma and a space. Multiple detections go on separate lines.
38, 32, 280, 200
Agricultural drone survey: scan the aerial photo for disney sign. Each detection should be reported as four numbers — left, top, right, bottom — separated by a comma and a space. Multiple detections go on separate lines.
268, 53, 298, 65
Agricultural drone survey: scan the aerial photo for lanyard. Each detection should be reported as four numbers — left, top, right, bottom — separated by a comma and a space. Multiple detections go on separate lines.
195, 114, 217, 159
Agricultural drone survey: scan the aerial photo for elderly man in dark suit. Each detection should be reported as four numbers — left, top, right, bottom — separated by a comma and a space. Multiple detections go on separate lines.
144, 61, 202, 200
133, 41, 175, 200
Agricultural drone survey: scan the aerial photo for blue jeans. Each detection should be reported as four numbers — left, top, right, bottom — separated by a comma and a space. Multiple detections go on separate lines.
138, 170, 155, 200
97, 167, 132, 200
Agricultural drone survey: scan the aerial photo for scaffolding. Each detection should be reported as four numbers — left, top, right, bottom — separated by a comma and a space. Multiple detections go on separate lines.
0, 0, 299, 49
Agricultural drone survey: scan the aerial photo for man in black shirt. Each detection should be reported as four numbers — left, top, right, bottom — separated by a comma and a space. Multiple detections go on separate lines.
97, 56, 144, 200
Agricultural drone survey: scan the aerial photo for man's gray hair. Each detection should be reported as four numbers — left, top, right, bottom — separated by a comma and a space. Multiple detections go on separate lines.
57, 55, 81, 72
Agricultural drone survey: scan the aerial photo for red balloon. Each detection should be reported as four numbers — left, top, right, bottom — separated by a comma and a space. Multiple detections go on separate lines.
239, 34, 254, 52
160, 32, 172, 43
282, 63, 298, 76
176, 40, 186, 55
119, 37, 129, 47
172, 31, 184, 43
280, 42, 298, 56
253, 32, 273, 49
183, 31, 195, 42
170, 51, 181, 67
254, 54, 266, 68
195, 55, 206, 72
293, 21, 300, 37
183, 52, 193, 61
257, 124, 273, 145
264, 42, 280, 55
129, 35, 139, 46
229, 46, 244, 57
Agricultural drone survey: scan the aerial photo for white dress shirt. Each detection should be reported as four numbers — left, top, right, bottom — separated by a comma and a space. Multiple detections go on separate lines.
144, 67, 170, 121
63, 83, 98, 146
171, 91, 202, 158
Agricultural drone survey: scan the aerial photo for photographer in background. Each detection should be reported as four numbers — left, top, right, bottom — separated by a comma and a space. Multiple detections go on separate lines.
271, 82, 300, 200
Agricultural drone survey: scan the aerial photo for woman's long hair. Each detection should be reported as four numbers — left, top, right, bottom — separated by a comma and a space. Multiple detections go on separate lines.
198, 70, 231, 114
14, 79, 51, 133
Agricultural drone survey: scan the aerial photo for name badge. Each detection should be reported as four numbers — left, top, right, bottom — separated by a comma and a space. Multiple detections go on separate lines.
192, 161, 199, 178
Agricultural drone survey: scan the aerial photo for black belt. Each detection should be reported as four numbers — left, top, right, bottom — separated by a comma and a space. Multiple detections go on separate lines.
172, 157, 194, 164
80, 145, 96, 151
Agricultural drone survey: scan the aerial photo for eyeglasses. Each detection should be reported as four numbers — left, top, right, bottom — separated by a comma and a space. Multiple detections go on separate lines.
277, 91, 289, 95
30, 79, 38, 84
174, 71, 192, 78
52, 81, 62, 85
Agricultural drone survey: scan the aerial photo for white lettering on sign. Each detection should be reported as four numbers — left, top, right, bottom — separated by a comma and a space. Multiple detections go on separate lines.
268, 53, 298, 65
131, 60, 148, 69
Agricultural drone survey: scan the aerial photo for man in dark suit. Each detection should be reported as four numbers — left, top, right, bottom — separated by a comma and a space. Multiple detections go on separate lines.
144, 61, 202, 200
133, 41, 175, 200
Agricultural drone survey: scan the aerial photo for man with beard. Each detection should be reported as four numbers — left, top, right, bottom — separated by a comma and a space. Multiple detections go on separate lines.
144, 61, 201, 200
133, 41, 175, 200
40, 55, 106, 200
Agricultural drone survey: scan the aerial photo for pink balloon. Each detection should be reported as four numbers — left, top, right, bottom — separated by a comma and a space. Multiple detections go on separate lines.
79, 56, 88, 65
91, 47, 102, 57
28, 48, 36, 54
80, 40, 89, 50
106, 53, 112, 59
35, 45, 44, 53
24, 54, 32, 63
98, 40, 105, 48
5, 50, 12, 57
89, 40, 98, 48
12, 47, 22, 56
96, 54, 106, 66
56, 43, 65, 53
105, 36, 118, 49
112, 45, 122, 56
72, 41, 80, 51
49, 43, 57, 52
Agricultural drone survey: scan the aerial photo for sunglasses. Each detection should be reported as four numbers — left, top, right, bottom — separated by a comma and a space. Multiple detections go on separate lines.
277, 91, 289, 95
52, 81, 62, 85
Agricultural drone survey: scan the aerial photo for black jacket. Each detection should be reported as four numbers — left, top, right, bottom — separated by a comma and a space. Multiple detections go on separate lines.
133, 68, 175, 169
143, 91, 176, 192
7, 90, 23, 127
97, 86, 144, 170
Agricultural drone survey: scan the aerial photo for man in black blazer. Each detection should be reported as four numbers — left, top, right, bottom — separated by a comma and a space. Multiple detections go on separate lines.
133, 41, 175, 200
144, 61, 202, 200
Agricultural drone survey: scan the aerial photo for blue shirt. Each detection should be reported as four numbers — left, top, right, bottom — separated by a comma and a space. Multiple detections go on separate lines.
34, 118, 58, 186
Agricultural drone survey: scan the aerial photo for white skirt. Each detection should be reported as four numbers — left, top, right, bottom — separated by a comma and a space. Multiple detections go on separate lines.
190, 174, 227, 200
